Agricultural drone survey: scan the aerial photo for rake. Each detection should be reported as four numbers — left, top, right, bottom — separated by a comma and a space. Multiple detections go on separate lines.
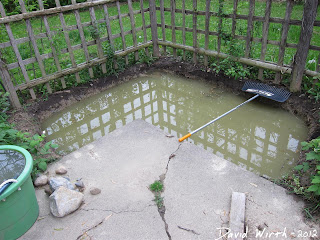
178, 81, 291, 142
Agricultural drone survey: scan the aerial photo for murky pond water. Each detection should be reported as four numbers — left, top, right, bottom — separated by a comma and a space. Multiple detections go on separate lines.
42, 72, 308, 179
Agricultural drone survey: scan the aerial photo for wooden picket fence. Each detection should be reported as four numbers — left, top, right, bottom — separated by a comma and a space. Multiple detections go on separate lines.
0, 0, 319, 108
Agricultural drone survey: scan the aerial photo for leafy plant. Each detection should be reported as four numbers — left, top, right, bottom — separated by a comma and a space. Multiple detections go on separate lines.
209, 31, 250, 80
300, 137, 320, 195
150, 180, 163, 192
0, 92, 58, 180
149, 180, 164, 209
303, 76, 320, 102
0, 92, 10, 121
154, 195, 164, 208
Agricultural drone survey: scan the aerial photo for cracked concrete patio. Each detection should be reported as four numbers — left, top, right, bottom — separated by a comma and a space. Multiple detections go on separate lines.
21, 120, 319, 240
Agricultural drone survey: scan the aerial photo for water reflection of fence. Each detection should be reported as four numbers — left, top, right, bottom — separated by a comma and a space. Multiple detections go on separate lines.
45, 75, 301, 177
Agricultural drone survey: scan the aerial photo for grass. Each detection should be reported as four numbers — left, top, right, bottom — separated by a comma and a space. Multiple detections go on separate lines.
0, 0, 319, 93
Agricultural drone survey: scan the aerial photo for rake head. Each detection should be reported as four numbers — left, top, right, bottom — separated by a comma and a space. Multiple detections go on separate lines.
242, 81, 291, 103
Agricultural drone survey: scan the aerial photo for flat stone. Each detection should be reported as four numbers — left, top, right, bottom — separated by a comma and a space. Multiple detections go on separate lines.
34, 175, 48, 187
49, 186, 84, 218
89, 187, 101, 195
55, 165, 68, 175
49, 176, 75, 191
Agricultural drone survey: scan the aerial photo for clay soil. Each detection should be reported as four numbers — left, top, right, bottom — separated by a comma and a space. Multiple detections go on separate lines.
8, 57, 320, 151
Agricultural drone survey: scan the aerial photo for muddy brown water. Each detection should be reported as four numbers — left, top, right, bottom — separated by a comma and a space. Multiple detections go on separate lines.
42, 72, 308, 179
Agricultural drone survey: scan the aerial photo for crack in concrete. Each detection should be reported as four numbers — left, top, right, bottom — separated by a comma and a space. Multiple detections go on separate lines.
77, 205, 154, 239
157, 143, 182, 240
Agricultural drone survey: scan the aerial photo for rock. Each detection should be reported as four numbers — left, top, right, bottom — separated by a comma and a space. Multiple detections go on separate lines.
75, 180, 85, 188
49, 186, 84, 217
55, 165, 67, 175
90, 187, 101, 195
49, 177, 75, 191
75, 180, 85, 192
34, 175, 48, 187
44, 185, 53, 196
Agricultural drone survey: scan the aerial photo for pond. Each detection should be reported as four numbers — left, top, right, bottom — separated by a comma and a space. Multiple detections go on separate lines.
42, 72, 308, 179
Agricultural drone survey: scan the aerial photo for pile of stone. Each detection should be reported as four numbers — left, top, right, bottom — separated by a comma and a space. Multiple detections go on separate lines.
34, 165, 101, 218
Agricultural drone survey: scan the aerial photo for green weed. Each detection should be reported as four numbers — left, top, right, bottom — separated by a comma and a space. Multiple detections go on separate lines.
150, 180, 163, 192
154, 195, 164, 208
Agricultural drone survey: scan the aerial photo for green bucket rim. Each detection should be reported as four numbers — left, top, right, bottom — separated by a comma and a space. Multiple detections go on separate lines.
0, 145, 33, 201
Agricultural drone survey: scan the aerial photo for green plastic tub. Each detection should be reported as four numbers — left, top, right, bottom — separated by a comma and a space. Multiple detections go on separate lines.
0, 145, 39, 240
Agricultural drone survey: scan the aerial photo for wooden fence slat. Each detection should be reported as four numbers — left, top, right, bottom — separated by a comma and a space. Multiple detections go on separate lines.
88, 0, 107, 74
55, 0, 81, 83
290, 0, 318, 92
0, 56, 21, 108
157, 40, 319, 77
102, 4, 118, 69
231, 0, 238, 38
0, 0, 117, 24
117, 1, 128, 65
38, 0, 66, 89
15, 41, 153, 90
128, 0, 139, 61
217, 0, 223, 54
160, 0, 166, 54
245, 0, 255, 59
182, 0, 186, 60
149, 0, 159, 57
171, 0, 177, 57
139, 0, 149, 56
71, 0, 94, 78
258, 0, 271, 80
19, 0, 52, 94
274, 0, 294, 84
102, 5, 114, 47
204, 0, 210, 66
1, 1, 320, 27
192, 0, 198, 64
0, 1, 37, 99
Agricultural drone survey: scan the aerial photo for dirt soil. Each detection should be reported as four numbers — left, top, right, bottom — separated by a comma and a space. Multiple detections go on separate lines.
8, 56, 320, 147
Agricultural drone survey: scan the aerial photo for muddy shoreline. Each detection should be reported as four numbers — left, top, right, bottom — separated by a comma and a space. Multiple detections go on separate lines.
9, 57, 320, 149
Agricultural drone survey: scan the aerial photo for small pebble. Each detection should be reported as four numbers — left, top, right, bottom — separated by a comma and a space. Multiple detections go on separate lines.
75, 180, 85, 192
34, 175, 48, 187
75, 180, 85, 188
55, 166, 67, 175
44, 185, 53, 196
90, 187, 101, 195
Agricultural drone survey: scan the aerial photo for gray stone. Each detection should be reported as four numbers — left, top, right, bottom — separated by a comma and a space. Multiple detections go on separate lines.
89, 187, 101, 195
49, 186, 84, 217
75, 180, 85, 188
34, 175, 48, 187
44, 185, 53, 196
49, 176, 75, 191
55, 165, 68, 175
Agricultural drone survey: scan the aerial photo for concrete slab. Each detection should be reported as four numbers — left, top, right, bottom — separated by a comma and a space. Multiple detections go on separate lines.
22, 120, 178, 240
164, 142, 319, 239
21, 120, 319, 240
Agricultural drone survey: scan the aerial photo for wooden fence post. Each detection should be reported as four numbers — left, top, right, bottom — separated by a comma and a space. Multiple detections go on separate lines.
149, 0, 160, 57
0, 58, 21, 109
290, 0, 318, 92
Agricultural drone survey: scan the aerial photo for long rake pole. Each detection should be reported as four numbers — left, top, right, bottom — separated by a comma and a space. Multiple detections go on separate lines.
179, 94, 259, 142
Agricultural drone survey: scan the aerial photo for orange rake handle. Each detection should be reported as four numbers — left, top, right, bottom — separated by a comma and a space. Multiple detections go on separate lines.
179, 133, 191, 142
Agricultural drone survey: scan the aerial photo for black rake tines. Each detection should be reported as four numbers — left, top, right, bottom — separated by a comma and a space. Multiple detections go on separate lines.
242, 81, 291, 103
